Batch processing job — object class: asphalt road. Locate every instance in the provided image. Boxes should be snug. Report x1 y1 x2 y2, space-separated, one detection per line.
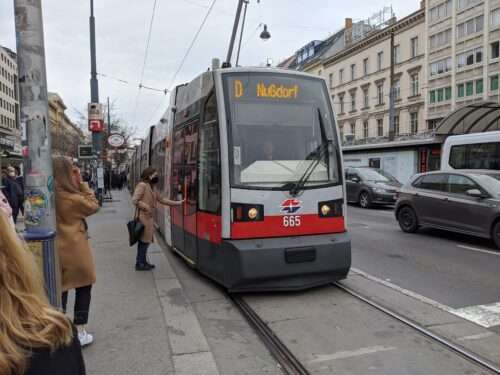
347 204 500 309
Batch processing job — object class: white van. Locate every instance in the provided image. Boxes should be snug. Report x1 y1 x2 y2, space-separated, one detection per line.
441 131 500 170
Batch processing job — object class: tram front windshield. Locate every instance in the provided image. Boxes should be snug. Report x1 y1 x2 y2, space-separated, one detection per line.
223 72 340 190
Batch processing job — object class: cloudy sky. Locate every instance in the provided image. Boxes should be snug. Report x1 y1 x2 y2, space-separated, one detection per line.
1 0 419 137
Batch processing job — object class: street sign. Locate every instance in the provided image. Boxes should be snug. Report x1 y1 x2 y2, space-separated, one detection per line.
89 119 104 132
108 133 125 148
78 145 94 159
88 103 104 133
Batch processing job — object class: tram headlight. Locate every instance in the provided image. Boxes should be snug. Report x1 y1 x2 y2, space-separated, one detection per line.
318 200 343 218
248 208 259 220
231 203 264 222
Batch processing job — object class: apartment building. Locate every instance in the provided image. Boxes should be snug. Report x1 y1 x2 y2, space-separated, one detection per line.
317 6 439 182
426 0 500 128
0 46 20 161
48 92 85 158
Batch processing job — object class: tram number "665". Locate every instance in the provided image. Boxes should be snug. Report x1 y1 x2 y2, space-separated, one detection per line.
282 215 301 227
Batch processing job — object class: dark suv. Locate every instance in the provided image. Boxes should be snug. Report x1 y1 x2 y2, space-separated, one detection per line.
345 167 402 208
395 170 500 248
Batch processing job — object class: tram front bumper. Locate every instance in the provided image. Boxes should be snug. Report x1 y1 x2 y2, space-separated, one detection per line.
222 232 351 292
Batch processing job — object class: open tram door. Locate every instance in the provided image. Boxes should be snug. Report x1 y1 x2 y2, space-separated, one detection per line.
171 122 199 265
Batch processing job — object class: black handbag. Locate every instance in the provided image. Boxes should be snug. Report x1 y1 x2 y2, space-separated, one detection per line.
127 208 144 246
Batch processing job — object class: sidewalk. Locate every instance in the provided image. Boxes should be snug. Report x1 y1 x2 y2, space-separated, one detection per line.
82 189 219 375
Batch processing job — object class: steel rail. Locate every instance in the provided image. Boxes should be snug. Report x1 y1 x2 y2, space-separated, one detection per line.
335 282 500 375
230 295 310 375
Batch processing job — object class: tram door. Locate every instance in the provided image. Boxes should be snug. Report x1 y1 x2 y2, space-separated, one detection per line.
171 123 199 263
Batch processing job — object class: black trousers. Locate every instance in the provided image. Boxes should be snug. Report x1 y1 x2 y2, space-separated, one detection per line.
62 285 92 325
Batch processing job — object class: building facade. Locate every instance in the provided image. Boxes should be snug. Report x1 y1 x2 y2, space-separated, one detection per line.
0 46 21 163
48 92 85 158
314 6 437 182
425 0 500 128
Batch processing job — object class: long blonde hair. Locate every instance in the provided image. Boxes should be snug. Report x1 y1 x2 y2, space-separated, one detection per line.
0 212 73 375
53 156 79 194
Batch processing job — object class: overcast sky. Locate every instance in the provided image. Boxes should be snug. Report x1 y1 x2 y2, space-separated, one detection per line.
1 0 420 137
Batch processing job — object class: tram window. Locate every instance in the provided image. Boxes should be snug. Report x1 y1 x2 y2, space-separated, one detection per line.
199 94 221 213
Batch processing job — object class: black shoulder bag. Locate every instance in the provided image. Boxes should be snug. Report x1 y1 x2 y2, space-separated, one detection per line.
127 208 144 246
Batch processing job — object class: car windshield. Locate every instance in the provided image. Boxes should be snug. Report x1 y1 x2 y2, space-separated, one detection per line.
358 168 398 183
223 72 341 190
474 173 500 196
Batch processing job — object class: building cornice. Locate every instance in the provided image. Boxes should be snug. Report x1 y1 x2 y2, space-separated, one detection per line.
323 8 425 68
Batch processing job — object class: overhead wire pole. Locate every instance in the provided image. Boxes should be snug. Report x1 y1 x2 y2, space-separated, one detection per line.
14 0 60 306
89 0 104 205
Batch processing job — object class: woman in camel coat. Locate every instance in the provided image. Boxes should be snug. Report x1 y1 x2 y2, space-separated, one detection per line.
132 167 182 271
53 156 100 347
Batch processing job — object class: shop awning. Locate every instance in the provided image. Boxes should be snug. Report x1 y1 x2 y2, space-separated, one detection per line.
434 101 500 135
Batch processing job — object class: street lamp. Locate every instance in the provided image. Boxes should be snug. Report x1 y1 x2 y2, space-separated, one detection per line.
224 0 271 68
260 24 271 41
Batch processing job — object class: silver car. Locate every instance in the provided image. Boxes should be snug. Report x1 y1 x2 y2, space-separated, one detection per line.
395 170 500 248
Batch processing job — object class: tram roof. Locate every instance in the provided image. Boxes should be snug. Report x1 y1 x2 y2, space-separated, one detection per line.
434 101 500 135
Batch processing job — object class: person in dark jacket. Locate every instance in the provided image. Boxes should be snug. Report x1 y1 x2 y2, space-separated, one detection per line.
14 166 24 216
1 167 23 223
0 210 86 375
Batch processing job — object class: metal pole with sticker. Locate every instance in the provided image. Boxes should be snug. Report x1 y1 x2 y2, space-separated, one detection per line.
14 0 61 307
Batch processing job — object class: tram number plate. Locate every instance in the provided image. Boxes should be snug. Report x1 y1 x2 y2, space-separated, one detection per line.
283 215 301 227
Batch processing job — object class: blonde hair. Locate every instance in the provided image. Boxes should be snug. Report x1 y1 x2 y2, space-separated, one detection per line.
53 156 79 194
0 212 73 375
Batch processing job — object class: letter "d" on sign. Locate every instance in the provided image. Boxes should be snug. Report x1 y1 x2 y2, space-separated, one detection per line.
234 80 243 98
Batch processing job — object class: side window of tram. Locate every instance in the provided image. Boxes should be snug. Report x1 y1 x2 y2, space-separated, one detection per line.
199 94 221 213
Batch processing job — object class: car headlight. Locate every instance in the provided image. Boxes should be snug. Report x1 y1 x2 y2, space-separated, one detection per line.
374 188 388 194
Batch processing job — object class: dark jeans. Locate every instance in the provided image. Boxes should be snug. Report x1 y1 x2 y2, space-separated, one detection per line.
12 208 19 224
136 240 150 264
62 285 92 325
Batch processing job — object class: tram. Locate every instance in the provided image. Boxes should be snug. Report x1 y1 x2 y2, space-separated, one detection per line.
132 66 351 291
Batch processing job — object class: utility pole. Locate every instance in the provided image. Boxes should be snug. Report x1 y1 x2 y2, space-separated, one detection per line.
89 0 103 204
388 31 396 141
14 0 60 306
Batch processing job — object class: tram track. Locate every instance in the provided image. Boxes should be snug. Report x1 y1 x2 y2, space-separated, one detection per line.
333 282 500 375
230 283 500 375
230 294 311 375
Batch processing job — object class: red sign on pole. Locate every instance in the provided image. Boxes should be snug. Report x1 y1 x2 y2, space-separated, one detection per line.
89 119 104 132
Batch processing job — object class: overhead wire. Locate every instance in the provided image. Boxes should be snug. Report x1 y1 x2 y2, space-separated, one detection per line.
131 0 160 126
97 72 168 93
147 0 218 125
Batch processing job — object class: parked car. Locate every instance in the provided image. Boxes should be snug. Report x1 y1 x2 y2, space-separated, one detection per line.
345 167 402 208
395 170 500 248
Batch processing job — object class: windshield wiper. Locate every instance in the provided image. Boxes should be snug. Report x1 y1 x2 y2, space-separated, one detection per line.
283 108 331 196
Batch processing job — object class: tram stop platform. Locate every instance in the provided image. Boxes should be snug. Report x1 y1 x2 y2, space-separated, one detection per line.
80 189 281 375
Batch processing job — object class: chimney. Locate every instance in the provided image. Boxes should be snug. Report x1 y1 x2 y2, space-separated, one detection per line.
345 18 353 29
345 18 353 46
420 0 425 9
